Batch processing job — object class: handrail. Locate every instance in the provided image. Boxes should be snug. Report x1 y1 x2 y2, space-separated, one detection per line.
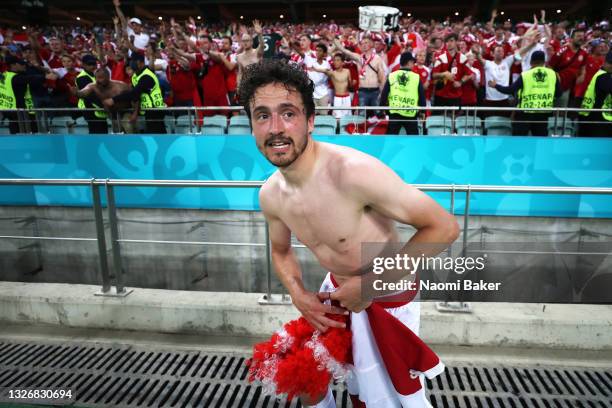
1 106 610 112
1 178 611 195
1 178 611 301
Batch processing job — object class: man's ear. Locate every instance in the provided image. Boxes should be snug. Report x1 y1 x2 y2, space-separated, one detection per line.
307 113 315 134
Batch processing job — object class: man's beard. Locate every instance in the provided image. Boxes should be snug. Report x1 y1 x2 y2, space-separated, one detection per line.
262 134 309 168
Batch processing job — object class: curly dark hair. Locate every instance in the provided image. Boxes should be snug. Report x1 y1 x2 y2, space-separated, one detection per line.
238 59 315 120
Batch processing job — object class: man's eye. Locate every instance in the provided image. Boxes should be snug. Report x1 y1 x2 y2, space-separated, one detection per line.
256 114 269 120
282 111 295 119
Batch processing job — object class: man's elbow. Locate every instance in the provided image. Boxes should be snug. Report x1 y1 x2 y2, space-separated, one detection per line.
442 216 461 244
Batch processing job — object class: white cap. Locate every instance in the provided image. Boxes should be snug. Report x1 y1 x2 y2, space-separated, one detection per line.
129 17 142 25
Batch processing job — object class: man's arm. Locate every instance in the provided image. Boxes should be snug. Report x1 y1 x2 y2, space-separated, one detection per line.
333 38 361 63
260 185 347 332
492 76 523 95
112 0 128 32
253 20 264 58
331 154 460 311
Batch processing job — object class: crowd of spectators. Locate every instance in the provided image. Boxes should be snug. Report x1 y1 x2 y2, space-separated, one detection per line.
0 1 610 134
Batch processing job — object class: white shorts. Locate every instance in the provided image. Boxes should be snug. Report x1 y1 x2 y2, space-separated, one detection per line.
320 273 432 408
333 94 352 119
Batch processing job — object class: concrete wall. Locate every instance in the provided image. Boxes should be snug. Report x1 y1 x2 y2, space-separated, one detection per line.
0 206 611 298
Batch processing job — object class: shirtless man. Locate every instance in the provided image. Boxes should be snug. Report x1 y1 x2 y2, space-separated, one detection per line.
240 60 459 407
311 53 352 119
71 68 134 132
236 20 264 88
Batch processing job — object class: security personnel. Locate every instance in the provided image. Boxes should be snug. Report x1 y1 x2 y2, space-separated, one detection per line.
76 54 107 134
380 52 425 135
0 55 45 133
104 53 166 133
491 51 561 136
578 50 612 137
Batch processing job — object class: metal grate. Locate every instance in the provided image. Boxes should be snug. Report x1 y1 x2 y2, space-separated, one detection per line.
0 340 610 407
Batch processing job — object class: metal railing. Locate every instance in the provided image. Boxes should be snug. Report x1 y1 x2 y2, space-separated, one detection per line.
1 106 609 136
1 178 612 304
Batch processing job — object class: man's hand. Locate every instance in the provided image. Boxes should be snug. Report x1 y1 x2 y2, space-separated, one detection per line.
112 0 120 7
292 290 348 332
253 20 262 35
488 79 497 88
330 276 371 313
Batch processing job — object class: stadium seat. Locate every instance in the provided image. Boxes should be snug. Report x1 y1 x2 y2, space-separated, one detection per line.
455 116 482 135
548 117 576 137
49 116 74 134
175 115 198 134
314 115 337 135
201 115 228 135
0 117 10 135
72 117 89 134
164 115 176 134
339 115 366 133
228 115 251 135
425 115 452 135
484 116 513 136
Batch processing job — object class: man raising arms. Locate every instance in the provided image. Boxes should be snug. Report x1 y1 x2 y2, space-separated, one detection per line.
240 60 459 407
236 20 264 88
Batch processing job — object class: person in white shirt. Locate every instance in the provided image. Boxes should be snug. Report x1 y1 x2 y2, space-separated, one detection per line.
113 0 149 52
304 43 332 114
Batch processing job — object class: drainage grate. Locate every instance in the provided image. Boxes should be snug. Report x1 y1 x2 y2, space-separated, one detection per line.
0 340 610 407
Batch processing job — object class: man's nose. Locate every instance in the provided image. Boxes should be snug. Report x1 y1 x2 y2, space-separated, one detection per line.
269 112 285 133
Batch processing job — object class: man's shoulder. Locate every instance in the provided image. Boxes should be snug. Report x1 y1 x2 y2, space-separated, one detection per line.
321 142 382 187
259 171 282 213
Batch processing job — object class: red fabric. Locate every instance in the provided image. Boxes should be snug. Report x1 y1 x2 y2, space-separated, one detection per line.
167 60 199 103
574 55 604 98
366 303 442 396
196 53 228 116
56 70 79 105
548 46 589 92
412 65 431 101
108 59 130 84
432 51 466 99
38 48 63 69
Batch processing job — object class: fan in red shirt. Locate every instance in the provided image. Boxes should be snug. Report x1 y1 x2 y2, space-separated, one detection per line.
412 49 432 103
485 26 513 59
55 55 80 106
37 37 66 69
431 33 467 106
107 48 131 85
166 56 199 106
573 40 607 104
548 29 588 99
194 36 229 117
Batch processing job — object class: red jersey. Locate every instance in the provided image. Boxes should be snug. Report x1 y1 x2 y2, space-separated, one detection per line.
412 64 431 100
574 55 604 98
38 48 63 69
432 51 467 99
548 45 588 92
167 60 199 103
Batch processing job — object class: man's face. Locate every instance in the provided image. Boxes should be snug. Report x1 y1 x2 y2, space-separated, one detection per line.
445 38 456 51
177 38 187 51
555 27 565 39
493 46 504 61
316 47 325 59
416 50 426 64
374 40 385 53
241 34 253 50
61 56 73 69
222 38 232 52
572 31 585 47
503 21 512 30
250 82 314 168
299 35 311 50
50 39 63 53
495 28 504 41
84 62 96 73
95 71 109 87
132 23 142 34
199 38 211 52
360 38 372 52
333 55 343 69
